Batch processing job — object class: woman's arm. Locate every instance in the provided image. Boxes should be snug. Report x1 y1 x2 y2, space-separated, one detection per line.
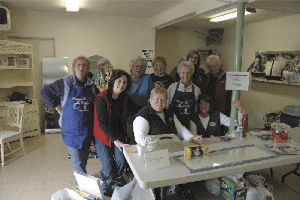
40 79 64 108
133 116 150 146
174 115 202 144
166 83 176 108
220 99 244 126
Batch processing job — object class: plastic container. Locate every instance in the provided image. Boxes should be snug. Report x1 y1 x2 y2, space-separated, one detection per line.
242 114 248 137
236 125 243 142
230 120 239 137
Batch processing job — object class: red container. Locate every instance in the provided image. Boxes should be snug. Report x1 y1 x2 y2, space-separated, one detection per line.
242 113 248 137
272 126 288 143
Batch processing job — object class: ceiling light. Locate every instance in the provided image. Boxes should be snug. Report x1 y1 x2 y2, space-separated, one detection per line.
65 0 80 12
209 9 252 22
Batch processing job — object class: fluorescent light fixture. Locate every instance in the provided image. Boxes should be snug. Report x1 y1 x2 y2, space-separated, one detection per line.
65 0 80 12
209 10 252 22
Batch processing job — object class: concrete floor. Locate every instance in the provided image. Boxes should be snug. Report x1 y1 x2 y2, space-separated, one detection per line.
0 134 299 200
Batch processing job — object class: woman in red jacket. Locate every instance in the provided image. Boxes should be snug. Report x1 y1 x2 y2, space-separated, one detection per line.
93 69 137 197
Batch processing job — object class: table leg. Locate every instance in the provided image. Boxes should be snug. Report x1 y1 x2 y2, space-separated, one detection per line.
154 187 167 200
270 167 273 176
281 163 300 183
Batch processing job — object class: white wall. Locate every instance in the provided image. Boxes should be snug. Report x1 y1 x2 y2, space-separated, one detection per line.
155 26 207 73
8 9 155 71
220 14 300 113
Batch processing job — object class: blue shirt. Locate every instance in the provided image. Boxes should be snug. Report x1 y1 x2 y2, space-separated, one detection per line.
128 74 153 107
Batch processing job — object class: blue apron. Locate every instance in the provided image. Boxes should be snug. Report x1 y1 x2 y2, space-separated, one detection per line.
170 82 195 129
62 85 94 149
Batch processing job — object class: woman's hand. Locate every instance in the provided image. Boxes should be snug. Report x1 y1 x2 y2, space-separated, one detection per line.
114 140 129 152
232 99 243 113
55 105 62 116
191 135 203 144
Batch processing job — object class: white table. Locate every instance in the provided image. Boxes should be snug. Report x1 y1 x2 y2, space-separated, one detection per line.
123 128 300 189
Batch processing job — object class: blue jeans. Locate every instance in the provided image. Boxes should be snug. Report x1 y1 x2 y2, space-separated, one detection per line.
66 145 90 174
94 138 126 181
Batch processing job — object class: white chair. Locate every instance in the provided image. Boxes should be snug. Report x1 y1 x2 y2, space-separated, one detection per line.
0 102 25 167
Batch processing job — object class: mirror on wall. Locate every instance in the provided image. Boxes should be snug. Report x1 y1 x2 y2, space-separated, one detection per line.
88 55 111 74
88 55 113 91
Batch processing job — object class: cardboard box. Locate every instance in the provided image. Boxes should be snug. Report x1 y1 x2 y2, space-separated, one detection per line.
51 188 86 200
51 171 104 200
220 176 247 200
73 171 104 199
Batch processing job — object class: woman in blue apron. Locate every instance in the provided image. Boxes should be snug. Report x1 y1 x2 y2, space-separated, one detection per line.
41 56 98 174
167 61 201 129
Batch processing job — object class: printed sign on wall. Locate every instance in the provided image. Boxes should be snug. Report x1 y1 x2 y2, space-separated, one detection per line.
226 72 250 91
142 49 154 68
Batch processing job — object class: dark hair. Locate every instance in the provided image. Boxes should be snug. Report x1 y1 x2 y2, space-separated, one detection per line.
197 95 214 113
186 49 201 68
108 69 131 96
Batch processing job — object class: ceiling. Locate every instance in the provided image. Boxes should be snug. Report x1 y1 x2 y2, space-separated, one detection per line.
1 0 300 28
0 0 184 18
171 0 300 29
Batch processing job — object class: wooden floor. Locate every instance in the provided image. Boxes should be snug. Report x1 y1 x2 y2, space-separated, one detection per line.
0 134 299 200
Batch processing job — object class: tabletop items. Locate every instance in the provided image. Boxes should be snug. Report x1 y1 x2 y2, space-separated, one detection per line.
175 145 278 173
265 143 299 155
184 144 209 160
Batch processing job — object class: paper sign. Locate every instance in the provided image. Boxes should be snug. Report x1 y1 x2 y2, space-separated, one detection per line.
226 72 250 91
141 49 154 68
144 149 169 171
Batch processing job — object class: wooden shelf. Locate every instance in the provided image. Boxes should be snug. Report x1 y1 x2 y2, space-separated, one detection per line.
251 77 300 86
0 40 40 138
0 82 34 88
256 50 300 56
0 67 32 70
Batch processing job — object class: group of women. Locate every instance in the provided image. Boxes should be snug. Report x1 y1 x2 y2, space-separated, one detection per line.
41 50 243 199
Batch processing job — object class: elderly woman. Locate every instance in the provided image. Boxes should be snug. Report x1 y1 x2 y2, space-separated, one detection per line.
127 56 154 107
150 56 173 89
167 61 201 129
134 87 202 147
41 56 98 174
205 55 232 116
133 87 202 199
190 95 243 138
187 49 206 93
93 69 138 197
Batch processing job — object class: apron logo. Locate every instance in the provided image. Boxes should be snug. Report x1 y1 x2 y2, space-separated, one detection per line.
175 100 192 115
72 97 90 112
209 122 216 127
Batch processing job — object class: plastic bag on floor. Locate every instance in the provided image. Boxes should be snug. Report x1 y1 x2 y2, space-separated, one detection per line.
246 185 274 200
205 178 220 196
111 177 155 200
245 174 274 200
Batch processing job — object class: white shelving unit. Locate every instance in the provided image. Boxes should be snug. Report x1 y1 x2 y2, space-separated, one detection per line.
0 40 40 137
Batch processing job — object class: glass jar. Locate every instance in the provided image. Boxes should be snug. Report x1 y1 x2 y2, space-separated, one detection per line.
146 137 158 152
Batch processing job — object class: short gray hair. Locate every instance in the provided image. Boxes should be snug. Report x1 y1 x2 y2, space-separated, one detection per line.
129 56 147 73
177 61 194 75
206 55 222 67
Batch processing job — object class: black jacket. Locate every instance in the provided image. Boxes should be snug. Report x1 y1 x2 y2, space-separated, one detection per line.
135 105 177 136
190 111 222 137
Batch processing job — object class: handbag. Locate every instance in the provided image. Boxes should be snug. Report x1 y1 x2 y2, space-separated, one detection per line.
265 56 290 80
8 92 32 104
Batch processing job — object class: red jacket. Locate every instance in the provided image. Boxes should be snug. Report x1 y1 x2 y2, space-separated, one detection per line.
93 89 128 147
